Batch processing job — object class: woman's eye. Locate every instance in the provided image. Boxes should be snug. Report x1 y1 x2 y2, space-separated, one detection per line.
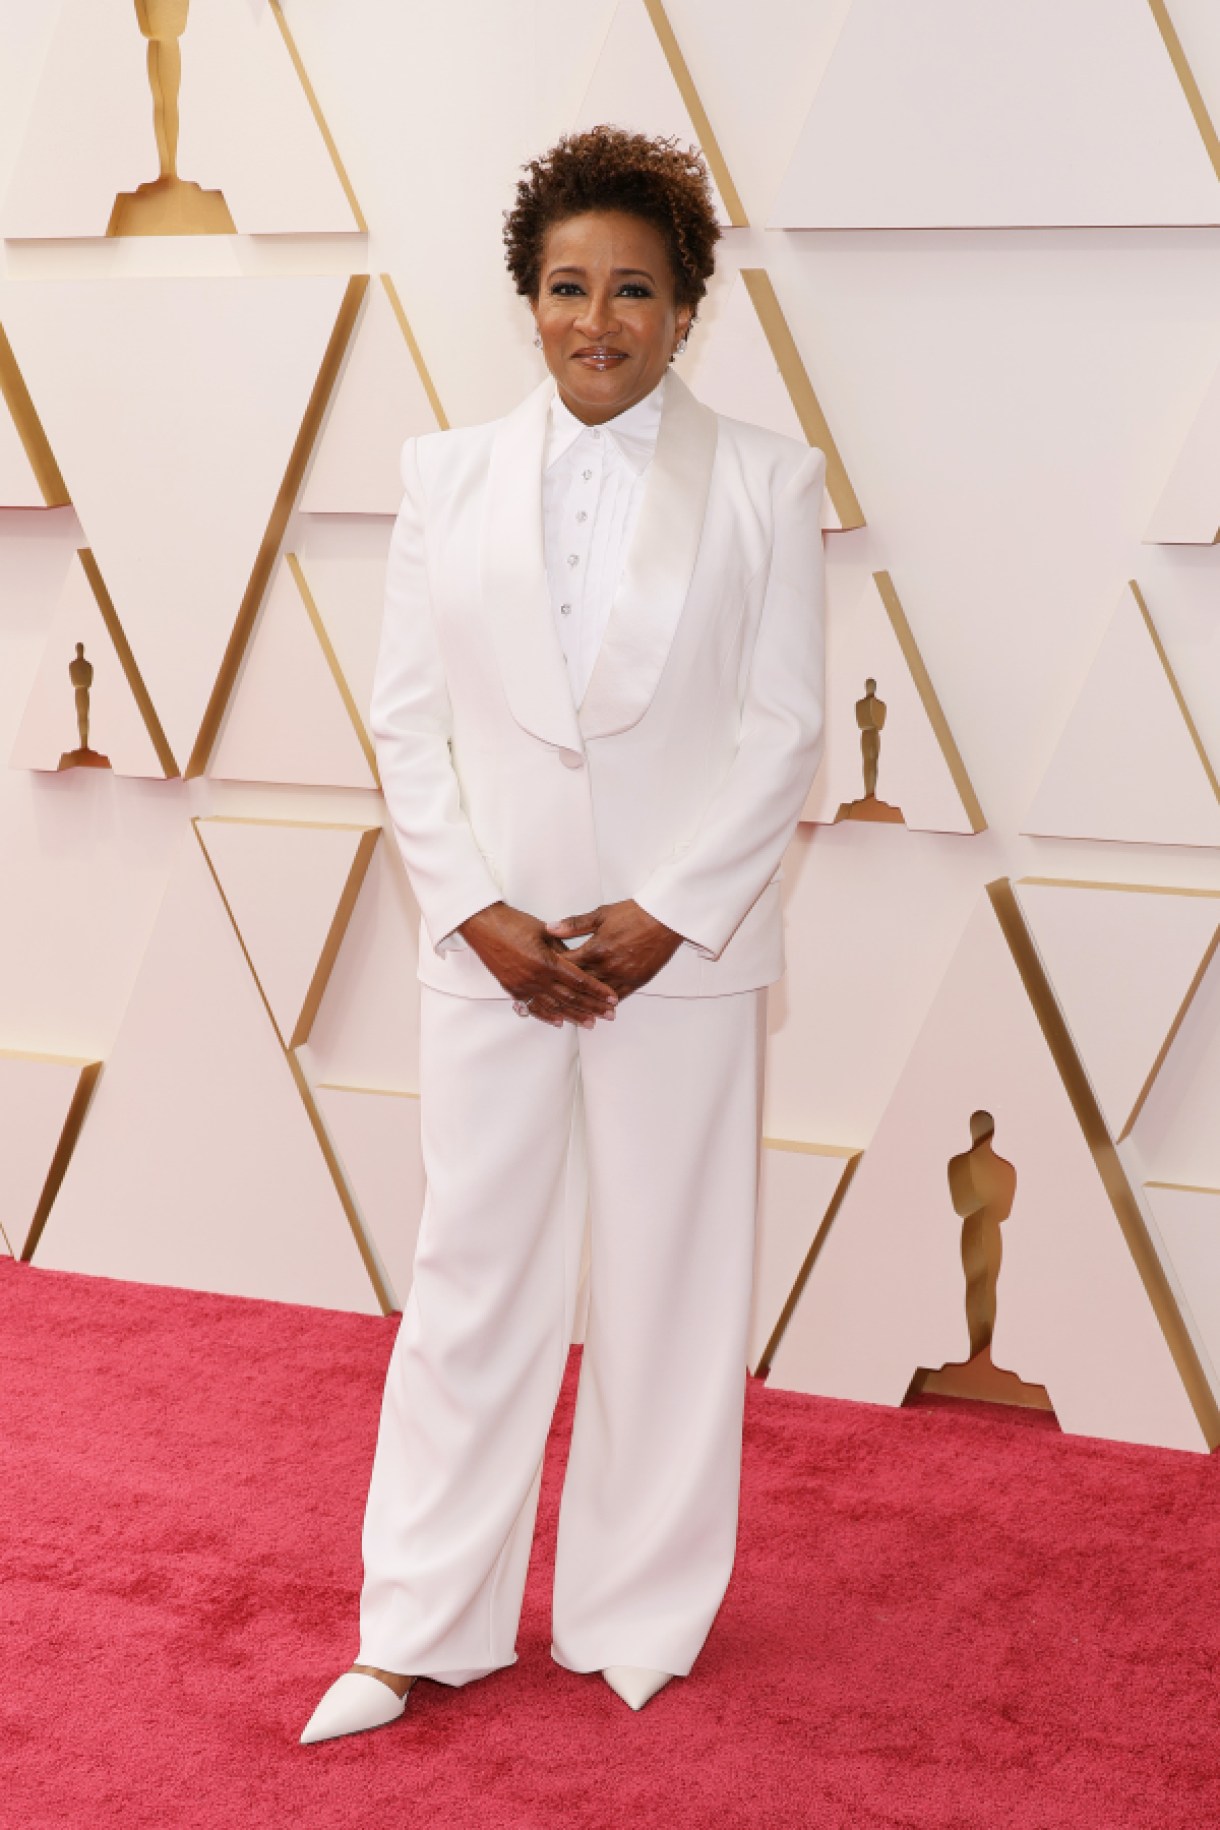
546 282 653 298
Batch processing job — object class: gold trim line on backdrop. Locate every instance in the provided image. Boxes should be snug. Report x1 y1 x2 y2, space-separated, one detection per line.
1131 579 1220 802
756 1142 862 1375
873 568 986 831
738 269 864 529
191 815 393 1314
285 553 381 788
1018 875 1220 1142
0 322 69 507
188 272 369 779
988 875 1220 1450
269 0 368 232
317 1082 420 1101
194 812 380 1049
641 0 747 227
14 1057 104 1263
1147 0 1220 183
380 273 448 430
76 549 180 777
1120 920 1220 1138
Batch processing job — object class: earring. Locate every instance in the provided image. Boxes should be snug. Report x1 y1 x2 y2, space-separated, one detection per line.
674 335 688 355
533 330 542 348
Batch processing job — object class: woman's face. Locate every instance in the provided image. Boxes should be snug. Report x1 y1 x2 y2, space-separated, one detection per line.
531 209 693 425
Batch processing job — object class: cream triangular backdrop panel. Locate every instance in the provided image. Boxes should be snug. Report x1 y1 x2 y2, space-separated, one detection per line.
302 279 444 515
33 826 384 1313
771 0 1220 228
314 1084 425 1313
1018 878 1220 1141
748 1140 859 1374
2 0 361 237
682 273 804 444
9 551 173 778
298 841 422 1101
574 0 746 226
802 571 984 834
0 1051 100 1261
680 270 863 533
0 323 69 508
767 885 1215 1452
1022 583 1220 847
289 541 391 746
1145 1183 1220 1392
209 558 377 790
1131 941 1220 1192
0 274 362 777
1146 356 1220 544
197 815 380 1051
0 392 43 507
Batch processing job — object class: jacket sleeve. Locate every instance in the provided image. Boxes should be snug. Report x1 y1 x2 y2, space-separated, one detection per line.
368 437 503 954
633 445 827 959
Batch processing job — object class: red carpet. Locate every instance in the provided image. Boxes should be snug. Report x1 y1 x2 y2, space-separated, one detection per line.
2 1256 1219 1830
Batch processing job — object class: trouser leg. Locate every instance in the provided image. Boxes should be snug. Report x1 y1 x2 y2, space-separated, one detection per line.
550 987 767 1676
356 987 587 1684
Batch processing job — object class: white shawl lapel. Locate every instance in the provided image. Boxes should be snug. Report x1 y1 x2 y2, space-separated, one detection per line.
481 374 584 765
481 367 718 763
578 369 718 740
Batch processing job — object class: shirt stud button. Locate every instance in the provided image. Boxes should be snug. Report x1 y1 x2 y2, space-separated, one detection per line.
576 510 588 522
582 469 592 481
591 428 602 439
560 603 572 615
567 553 579 566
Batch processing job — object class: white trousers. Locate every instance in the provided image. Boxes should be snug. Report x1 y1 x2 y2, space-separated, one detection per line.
356 981 767 1684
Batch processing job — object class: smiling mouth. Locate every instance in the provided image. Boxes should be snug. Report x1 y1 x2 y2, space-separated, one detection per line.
573 348 628 367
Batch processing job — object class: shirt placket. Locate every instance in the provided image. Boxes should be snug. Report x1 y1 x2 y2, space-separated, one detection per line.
558 424 605 692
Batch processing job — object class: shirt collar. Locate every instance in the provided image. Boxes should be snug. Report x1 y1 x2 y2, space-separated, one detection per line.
544 371 666 478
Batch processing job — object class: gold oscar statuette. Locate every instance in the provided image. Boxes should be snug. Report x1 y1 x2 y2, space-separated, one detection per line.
907 1111 1053 1412
59 642 111 771
108 0 236 237
834 677 904 825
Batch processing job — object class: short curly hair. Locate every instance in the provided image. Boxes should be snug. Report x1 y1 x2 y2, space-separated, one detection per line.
503 125 720 316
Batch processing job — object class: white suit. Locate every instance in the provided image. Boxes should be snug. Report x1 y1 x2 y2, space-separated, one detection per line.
357 367 826 1684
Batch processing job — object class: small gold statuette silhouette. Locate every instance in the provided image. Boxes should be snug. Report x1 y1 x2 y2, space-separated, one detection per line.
59 642 111 771
906 1110 1053 1412
108 0 236 237
834 677 904 824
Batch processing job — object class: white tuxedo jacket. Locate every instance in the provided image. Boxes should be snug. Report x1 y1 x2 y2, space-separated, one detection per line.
369 367 827 998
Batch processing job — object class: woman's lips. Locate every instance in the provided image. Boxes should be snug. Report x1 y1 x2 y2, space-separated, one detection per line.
573 349 628 370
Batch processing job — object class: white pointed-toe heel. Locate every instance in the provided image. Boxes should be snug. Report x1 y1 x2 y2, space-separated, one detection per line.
299 1670 414 1745
602 1666 673 1711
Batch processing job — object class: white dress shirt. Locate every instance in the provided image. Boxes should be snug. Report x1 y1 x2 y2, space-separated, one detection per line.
542 371 666 704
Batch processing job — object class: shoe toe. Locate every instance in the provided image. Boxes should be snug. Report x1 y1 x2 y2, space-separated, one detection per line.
602 1666 673 1711
299 1671 409 1745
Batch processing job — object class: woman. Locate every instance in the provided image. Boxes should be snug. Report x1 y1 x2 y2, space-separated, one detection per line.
300 125 826 1744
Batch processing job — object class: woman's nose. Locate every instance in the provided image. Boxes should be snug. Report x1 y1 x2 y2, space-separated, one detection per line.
574 292 620 337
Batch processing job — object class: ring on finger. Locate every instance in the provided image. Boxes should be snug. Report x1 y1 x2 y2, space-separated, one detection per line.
512 998 532 1018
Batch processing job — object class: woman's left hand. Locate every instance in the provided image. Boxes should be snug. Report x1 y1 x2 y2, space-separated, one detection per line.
544 899 682 998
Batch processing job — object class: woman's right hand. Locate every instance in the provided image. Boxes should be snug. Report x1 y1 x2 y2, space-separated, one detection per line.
458 902 618 1028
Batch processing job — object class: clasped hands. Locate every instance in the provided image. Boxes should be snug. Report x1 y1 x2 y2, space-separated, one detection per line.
458 898 683 1027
